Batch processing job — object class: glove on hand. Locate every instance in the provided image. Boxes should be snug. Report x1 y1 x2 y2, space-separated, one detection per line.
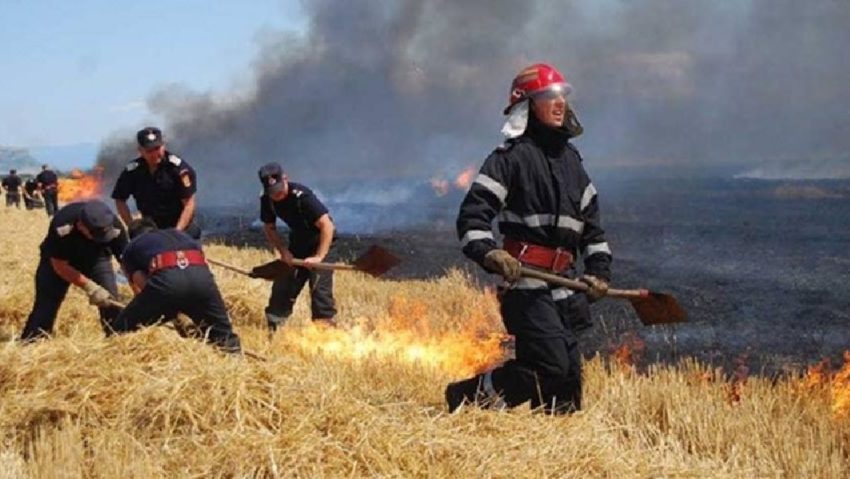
82 281 113 307
483 249 522 282
580 274 609 301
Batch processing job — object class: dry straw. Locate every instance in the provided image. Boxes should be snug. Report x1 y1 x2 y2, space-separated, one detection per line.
0 206 848 478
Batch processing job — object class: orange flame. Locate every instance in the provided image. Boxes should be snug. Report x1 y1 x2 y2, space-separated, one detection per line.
612 332 645 369
429 165 477 197
797 352 850 420
58 167 104 203
454 165 476 190
832 351 850 419
802 358 831 390
282 294 508 377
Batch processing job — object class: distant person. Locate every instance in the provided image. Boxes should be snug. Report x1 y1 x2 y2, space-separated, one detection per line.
110 218 241 353
2 169 22 208
448 63 612 415
111 127 201 238
23 177 43 210
36 164 59 216
20 200 128 341
257 162 337 332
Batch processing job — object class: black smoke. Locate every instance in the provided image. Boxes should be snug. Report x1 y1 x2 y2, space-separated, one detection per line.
97 0 850 208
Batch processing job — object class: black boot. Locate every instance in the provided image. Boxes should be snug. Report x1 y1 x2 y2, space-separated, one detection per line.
445 376 484 413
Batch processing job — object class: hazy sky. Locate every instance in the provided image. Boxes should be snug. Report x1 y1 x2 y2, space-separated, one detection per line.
0 0 305 147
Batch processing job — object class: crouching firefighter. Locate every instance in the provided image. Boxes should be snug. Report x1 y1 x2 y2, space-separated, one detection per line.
110 218 241 353
447 63 612 415
20 200 128 341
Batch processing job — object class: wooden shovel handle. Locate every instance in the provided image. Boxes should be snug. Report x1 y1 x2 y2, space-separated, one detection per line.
289 259 356 271
207 258 253 277
519 267 648 299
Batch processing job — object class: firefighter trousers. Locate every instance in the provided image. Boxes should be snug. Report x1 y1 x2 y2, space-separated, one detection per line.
21 256 121 341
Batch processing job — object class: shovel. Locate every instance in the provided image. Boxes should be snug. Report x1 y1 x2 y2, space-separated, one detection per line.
208 245 400 281
520 267 687 326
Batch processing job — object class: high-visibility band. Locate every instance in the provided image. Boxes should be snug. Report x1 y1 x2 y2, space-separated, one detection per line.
498 211 584 234
551 287 575 301
473 174 508 204
580 183 597 211
511 277 549 289
583 242 611 257
460 230 494 247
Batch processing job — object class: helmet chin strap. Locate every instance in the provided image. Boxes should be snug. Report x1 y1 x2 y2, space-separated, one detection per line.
501 100 529 139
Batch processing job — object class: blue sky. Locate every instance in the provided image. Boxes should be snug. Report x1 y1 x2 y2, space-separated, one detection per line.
0 0 305 149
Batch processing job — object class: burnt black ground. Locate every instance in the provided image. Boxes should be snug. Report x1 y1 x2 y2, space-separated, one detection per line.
200 177 850 375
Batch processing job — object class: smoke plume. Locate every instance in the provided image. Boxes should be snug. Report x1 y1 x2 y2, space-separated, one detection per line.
97 0 850 212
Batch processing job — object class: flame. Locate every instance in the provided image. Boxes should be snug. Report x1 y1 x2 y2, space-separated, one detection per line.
832 351 850 419
429 165 477 197
797 351 850 420
58 167 104 203
282 294 508 377
612 332 645 369
454 166 475 190
802 358 831 390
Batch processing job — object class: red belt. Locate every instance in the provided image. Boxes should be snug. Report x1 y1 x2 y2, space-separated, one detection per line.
503 239 573 273
149 250 206 274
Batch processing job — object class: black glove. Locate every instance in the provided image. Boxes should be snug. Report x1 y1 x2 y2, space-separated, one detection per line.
483 249 522 282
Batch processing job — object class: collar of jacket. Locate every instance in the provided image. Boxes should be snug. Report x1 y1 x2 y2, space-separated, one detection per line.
523 111 572 156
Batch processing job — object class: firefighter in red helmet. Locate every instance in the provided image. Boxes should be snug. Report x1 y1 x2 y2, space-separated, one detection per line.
448 63 611 414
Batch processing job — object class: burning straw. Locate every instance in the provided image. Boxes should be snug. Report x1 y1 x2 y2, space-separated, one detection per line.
1 207 849 477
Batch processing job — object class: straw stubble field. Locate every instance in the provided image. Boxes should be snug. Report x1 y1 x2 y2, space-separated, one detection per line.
0 206 848 478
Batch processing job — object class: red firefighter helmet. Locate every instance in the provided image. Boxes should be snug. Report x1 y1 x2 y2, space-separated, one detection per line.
504 63 572 114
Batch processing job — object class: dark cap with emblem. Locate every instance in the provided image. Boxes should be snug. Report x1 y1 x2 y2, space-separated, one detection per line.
80 200 120 243
258 162 285 195
136 127 164 150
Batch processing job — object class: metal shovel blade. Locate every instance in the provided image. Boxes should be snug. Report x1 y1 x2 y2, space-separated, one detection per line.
627 292 688 326
351 245 401 277
249 260 293 280
248 245 400 280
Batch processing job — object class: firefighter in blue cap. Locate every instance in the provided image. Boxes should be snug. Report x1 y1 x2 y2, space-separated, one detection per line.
109 218 241 353
20 200 128 341
257 162 337 332
111 127 201 238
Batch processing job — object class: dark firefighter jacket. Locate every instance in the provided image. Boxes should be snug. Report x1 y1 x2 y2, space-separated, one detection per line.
456 113 612 292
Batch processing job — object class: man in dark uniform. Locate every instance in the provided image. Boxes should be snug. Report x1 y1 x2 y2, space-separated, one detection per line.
23 177 43 210
20 200 128 341
258 162 337 332
111 127 201 239
2 169 22 208
36 164 60 216
447 63 612 415
110 218 241 353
